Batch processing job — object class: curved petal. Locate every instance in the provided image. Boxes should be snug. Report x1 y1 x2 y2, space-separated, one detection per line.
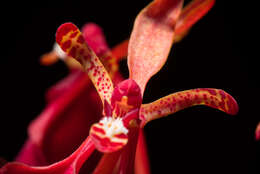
128 0 183 95
0 137 95 174
135 129 150 174
140 88 238 126
175 0 215 35
15 140 47 166
56 23 114 105
28 70 102 163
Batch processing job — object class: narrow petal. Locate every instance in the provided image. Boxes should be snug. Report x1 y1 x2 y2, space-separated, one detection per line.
256 122 260 140
0 137 95 174
128 0 183 95
56 23 114 104
175 0 215 35
135 129 151 174
140 88 238 126
111 39 129 61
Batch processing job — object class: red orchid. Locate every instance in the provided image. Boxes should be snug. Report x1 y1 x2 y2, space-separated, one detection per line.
256 122 260 140
0 0 238 174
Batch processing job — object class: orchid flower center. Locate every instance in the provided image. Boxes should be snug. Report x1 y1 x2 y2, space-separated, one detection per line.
99 117 128 138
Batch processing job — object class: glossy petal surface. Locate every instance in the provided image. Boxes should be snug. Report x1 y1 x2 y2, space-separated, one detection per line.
56 23 114 104
0 137 95 174
128 0 183 94
140 88 238 125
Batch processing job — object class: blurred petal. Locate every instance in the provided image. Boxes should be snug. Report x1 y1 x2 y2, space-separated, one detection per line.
82 23 109 57
128 0 183 94
28 70 102 163
135 129 150 174
140 88 238 125
256 122 260 140
0 137 95 174
111 39 129 61
92 151 121 174
45 69 89 103
40 51 59 66
175 0 215 35
56 23 114 105
15 140 47 166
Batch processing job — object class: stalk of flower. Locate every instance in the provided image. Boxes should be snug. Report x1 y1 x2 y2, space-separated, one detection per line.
1 0 235 174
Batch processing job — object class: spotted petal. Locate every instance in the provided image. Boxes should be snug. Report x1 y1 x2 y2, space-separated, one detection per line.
56 23 114 104
140 88 238 126
128 0 183 95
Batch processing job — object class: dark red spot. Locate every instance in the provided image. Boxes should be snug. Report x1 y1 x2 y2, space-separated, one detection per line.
61 40 71 50
77 35 85 44
69 46 76 58
70 31 78 38
115 133 127 139
207 88 217 95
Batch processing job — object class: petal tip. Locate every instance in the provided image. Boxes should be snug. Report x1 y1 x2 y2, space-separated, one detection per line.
56 22 78 45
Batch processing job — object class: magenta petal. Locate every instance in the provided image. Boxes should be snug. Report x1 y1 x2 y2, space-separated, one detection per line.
81 23 109 57
27 70 102 163
0 137 95 174
15 140 47 166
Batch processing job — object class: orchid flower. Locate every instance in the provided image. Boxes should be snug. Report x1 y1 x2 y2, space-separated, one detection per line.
0 0 238 174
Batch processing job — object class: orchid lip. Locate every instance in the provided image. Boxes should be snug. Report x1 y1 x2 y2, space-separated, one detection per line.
100 117 129 138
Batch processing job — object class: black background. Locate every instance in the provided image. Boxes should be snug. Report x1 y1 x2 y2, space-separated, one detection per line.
0 0 259 173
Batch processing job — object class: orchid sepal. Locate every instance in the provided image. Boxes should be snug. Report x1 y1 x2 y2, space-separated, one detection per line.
56 22 114 105
128 0 184 95
140 88 238 126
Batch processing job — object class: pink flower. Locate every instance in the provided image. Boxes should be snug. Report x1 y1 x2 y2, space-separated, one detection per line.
0 0 238 174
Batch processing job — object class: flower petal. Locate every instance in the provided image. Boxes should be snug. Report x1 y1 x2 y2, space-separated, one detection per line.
256 122 260 140
0 137 95 174
111 39 129 61
56 22 114 104
89 118 128 153
128 0 183 95
134 129 151 174
140 88 238 126
175 0 215 36
28 70 102 163
15 140 47 166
